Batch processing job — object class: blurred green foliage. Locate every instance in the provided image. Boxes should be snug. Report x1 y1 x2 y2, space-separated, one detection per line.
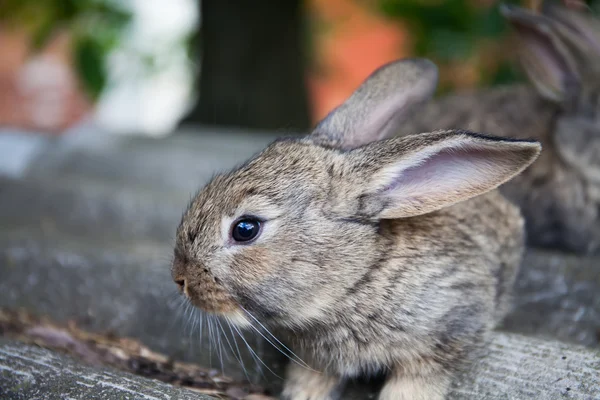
376 0 525 93
0 0 131 100
376 0 600 93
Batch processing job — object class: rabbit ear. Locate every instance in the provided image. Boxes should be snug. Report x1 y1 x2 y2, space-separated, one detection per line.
346 130 541 219
310 58 438 150
501 4 580 103
541 2 600 81
541 1 600 53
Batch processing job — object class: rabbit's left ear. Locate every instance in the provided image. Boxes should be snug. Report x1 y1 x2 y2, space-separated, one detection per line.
344 130 541 219
311 58 438 150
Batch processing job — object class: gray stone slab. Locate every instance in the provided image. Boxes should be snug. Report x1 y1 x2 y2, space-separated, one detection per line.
449 332 600 400
0 131 50 179
1 334 598 400
0 127 281 245
0 175 185 244
22 126 280 193
0 339 215 400
338 332 600 400
504 250 600 347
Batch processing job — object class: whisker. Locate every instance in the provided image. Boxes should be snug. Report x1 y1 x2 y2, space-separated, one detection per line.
183 300 196 355
182 300 193 336
191 306 201 342
214 316 226 375
243 320 316 372
217 320 232 362
167 289 182 304
226 318 264 382
231 321 282 379
207 314 215 367
216 318 250 382
240 307 315 371
254 331 266 383
199 312 205 350
165 294 186 333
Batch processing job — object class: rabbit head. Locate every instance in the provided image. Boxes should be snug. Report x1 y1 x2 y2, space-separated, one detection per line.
502 2 600 184
172 58 540 332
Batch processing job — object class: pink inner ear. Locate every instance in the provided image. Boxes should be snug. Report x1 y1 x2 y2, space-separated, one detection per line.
527 37 567 87
383 146 506 203
518 27 572 98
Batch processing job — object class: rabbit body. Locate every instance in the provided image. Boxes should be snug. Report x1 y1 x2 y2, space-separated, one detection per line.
173 59 540 399
279 188 525 399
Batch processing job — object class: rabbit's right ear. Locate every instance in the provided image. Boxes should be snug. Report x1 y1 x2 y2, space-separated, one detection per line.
310 58 438 150
501 4 580 103
338 130 541 219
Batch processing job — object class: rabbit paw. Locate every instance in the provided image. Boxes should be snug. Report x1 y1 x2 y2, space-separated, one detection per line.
281 364 341 400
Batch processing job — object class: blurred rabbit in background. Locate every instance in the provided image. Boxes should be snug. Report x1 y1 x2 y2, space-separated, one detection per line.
401 1 600 254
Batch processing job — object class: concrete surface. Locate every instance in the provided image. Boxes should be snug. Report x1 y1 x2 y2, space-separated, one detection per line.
0 175 184 244
22 125 281 193
505 250 600 347
0 339 214 400
1 334 599 400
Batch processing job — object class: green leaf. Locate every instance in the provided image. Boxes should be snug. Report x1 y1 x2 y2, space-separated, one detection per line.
74 37 107 100
379 0 475 32
30 18 59 50
428 29 475 61
489 61 524 86
474 7 506 37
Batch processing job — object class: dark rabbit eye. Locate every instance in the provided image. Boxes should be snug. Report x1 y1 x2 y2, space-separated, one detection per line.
231 218 261 242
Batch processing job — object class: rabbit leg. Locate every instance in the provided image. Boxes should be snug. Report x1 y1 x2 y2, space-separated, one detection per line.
281 363 343 400
378 368 451 400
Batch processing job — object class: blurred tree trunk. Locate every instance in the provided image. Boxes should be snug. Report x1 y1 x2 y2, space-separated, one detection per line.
183 0 311 132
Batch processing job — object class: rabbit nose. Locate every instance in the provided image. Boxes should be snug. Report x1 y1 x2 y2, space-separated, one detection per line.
174 277 187 293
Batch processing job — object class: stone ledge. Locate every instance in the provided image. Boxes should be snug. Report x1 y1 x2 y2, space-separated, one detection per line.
449 332 600 400
0 339 215 400
343 332 600 399
1 334 598 400
0 176 185 243
20 127 280 193
504 250 600 348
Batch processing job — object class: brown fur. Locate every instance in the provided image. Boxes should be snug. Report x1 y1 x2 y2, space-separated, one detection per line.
401 3 600 254
172 59 540 399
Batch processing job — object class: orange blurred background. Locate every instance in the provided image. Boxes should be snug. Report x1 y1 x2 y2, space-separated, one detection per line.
306 0 408 123
0 0 410 134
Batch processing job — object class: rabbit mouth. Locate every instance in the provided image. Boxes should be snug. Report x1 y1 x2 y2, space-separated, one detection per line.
183 287 252 328
172 254 242 315
183 281 241 315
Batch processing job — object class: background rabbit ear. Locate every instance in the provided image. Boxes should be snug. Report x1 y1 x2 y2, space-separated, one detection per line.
501 4 580 103
310 58 438 150
350 130 541 219
541 0 600 53
541 2 600 81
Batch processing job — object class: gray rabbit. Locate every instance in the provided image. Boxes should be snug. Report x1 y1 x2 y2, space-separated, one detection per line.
401 3 600 254
172 58 540 399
